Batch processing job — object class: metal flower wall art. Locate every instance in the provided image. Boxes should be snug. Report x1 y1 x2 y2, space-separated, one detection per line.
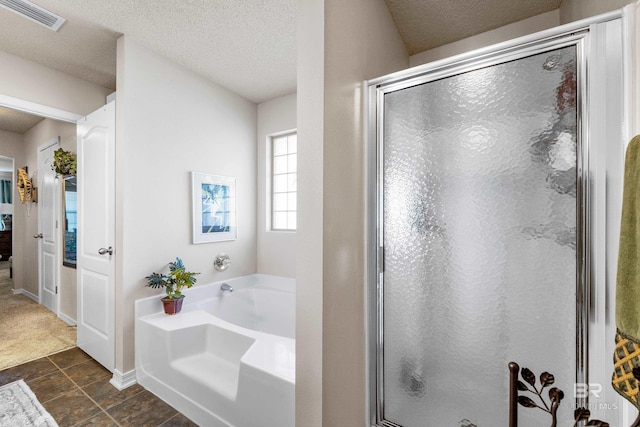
510 362 609 427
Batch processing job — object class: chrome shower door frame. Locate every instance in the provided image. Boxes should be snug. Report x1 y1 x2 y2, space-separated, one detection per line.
366 9 630 427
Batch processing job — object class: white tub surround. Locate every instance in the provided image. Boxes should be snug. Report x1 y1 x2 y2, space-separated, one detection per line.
135 274 295 427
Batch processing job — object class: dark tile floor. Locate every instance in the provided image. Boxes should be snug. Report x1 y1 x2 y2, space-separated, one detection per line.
0 347 198 426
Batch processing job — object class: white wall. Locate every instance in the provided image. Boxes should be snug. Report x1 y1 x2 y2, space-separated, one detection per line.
257 93 296 278
296 0 325 424
297 0 409 425
0 51 110 116
0 130 24 291
116 36 257 374
323 1 408 423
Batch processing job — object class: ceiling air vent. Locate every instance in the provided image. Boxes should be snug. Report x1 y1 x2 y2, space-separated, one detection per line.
0 0 65 31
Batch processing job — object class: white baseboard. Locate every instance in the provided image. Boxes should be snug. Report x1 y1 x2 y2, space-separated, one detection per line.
12 288 38 302
110 369 137 390
57 312 76 326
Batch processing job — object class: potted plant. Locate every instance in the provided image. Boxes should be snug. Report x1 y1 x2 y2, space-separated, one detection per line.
52 148 77 176
145 257 199 315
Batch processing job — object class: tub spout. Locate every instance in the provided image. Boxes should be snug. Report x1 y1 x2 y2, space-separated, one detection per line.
220 283 233 292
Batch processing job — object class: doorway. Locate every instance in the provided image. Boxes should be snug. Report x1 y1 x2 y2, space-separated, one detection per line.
0 98 81 369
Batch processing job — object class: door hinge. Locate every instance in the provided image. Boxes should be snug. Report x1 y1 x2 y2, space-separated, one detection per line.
55 286 58 294
377 246 384 274
56 220 58 229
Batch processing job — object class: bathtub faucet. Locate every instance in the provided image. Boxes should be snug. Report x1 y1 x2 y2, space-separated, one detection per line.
220 283 233 292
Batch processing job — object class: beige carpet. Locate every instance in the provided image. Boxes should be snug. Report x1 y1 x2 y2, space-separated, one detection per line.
0 263 76 370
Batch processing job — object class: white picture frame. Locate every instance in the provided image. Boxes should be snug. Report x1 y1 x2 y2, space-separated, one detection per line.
192 172 237 243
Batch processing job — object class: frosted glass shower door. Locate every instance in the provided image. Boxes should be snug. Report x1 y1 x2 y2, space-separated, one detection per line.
379 45 580 427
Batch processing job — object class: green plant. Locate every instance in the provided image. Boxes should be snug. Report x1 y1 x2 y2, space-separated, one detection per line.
52 148 77 176
145 257 199 300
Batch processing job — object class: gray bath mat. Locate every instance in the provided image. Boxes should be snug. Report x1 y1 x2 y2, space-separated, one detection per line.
0 379 58 426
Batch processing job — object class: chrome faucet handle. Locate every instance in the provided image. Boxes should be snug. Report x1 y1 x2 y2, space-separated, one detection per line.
214 253 231 272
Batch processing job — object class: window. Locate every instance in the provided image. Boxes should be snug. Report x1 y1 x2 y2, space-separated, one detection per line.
271 132 297 231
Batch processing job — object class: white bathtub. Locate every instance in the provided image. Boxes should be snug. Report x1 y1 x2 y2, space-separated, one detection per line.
135 274 295 427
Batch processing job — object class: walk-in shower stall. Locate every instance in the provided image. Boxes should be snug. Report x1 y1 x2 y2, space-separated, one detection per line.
367 10 630 427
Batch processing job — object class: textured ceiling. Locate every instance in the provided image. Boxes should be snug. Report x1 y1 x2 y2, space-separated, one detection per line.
0 0 296 104
0 4 119 90
0 0 563 110
0 107 44 135
384 0 563 55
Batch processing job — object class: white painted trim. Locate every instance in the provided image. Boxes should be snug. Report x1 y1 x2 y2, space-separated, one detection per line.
110 369 137 390
37 138 61 318
622 4 635 140
57 312 76 326
584 16 629 425
0 94 82 123
619 4 638 424
12 288 38 302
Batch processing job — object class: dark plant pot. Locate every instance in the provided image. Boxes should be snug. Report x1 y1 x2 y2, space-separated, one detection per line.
161 296 185 315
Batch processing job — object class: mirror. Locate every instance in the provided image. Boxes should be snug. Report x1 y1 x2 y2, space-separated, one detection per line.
0 167 13 264
63 175 77 268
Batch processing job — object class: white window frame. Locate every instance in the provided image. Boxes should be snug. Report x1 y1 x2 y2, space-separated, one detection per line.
269 130 297 231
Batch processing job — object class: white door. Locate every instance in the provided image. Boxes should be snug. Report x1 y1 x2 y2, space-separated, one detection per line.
37 139 60 314
77 101 115 371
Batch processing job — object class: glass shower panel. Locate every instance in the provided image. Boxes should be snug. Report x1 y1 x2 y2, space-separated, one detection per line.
382 46 577 427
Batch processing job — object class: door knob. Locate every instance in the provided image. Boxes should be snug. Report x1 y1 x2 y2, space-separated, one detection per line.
98 247 113 256
33 233 43 239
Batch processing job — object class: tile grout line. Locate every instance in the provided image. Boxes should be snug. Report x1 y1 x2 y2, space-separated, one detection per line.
0 360 59 386
160 412 189 426
48 356 124 427
1 347 73 372
8 351 186 426
74 378 147 427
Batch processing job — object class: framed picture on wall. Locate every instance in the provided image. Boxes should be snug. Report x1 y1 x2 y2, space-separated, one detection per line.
191 172 237 244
